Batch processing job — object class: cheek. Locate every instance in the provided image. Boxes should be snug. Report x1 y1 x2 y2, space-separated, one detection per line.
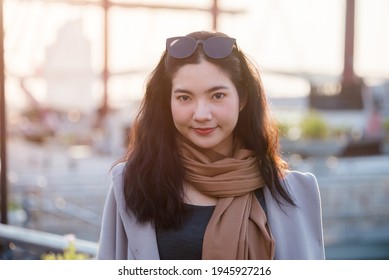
221 99 240 121
171 102 190 126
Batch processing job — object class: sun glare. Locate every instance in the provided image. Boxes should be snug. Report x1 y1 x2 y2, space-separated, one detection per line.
3 0 389 110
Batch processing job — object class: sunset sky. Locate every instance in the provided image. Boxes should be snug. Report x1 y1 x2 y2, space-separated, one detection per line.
3 0 389 109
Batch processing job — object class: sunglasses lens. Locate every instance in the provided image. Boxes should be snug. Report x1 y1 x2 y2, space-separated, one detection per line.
203 37 236 59
166 36 236 59
167 37 197 59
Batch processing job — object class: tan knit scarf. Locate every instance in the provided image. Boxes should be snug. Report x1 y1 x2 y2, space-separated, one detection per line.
180 139 275 260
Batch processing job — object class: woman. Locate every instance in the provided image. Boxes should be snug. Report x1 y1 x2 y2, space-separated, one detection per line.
97 31 325 260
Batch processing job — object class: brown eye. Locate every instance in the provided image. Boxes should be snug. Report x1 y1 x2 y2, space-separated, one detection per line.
212 92 225 100
178 95 190 101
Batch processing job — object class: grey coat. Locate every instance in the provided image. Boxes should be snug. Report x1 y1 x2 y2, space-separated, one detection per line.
97 163 325 260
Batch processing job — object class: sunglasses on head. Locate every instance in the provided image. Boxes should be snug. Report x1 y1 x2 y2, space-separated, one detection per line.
166 36 237 59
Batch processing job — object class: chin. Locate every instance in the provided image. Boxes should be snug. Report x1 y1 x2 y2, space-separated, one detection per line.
190 140 220 151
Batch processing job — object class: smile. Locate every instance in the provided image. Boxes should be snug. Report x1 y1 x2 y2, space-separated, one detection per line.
193 127 216 135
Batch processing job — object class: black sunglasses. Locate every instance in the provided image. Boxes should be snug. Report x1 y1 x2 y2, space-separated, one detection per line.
166 36 237 59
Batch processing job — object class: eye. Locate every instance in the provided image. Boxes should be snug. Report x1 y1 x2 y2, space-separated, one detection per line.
177 95 191 102
212 92 225 100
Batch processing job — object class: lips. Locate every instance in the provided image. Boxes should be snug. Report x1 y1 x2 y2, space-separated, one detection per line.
193 127 216 135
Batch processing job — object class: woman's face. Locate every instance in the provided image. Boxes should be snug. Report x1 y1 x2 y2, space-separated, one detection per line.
171 59 242 156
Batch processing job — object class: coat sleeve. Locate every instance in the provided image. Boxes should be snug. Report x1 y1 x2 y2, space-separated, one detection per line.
96 174 135 260
97 162 160 260
264 171 325 260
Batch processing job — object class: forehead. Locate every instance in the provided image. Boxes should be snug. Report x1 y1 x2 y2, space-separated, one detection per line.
171 63 239 98
172 60 232 86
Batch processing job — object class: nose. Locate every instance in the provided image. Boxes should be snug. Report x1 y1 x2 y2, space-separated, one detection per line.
193 101 212 121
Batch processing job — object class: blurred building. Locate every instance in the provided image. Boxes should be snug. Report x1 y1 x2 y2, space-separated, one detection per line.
44 19 95 113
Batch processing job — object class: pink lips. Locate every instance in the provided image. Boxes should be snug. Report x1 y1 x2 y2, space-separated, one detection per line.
193 127 216 135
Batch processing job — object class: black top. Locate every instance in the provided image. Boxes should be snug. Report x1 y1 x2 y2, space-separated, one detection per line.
156 188 267 260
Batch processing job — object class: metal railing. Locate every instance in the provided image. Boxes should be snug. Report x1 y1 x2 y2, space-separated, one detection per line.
0 223 98 259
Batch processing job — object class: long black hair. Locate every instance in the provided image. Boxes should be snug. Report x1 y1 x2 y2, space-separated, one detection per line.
122 31 294 230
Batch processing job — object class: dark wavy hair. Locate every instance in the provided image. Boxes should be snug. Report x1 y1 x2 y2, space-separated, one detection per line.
122 31 294 229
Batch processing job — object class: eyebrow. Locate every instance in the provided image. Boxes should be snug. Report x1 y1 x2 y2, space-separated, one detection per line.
173 85 230 94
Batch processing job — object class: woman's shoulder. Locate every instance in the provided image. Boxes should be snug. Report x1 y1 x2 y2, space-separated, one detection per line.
110 161 126 183
283 170 320 202
266 170 325 259
284 170 318 186
107 162 126 202
111 161 126 176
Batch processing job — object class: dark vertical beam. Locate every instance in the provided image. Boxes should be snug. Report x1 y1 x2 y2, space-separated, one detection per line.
0 0 8 224
101 0 109 117
342 0 355 86
211 0 219 30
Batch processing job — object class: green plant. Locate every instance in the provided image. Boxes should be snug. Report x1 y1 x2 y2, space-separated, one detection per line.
277 121 291 138
8 201 22 211
41 235 90 260
299 111 328 139
383 116 389 140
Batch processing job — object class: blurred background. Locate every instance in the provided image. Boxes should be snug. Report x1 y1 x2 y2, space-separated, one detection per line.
0 0 389 260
